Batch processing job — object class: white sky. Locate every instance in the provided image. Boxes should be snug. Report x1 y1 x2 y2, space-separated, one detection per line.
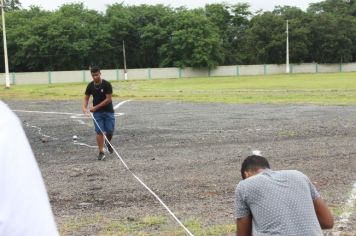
19 0 322 13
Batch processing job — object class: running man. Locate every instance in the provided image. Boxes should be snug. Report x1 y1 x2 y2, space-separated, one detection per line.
82 66 115 160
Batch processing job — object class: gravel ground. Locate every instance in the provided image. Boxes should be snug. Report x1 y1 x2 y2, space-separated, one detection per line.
5 100 356 235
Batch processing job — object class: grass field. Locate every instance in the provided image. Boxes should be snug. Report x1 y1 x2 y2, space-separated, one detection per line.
59 215 235 235
1 72 356 104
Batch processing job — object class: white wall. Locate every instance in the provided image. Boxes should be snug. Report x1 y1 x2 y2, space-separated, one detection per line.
318 64 341 73
209 65 237 77
291 63 317 74
239 65 265 75
341 63 356 72
3 62 356 85
266 64 285 75
51 71 85 83
127 68 149 80
101 69 121 81
150 67 178 79
181 68 209 78
13 72 48 85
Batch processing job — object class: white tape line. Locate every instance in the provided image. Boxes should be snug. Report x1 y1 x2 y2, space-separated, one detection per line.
14 109 83 116
71 113 124 119
14 109 124 118
73 141 97 148
14 108 122 129
90 113 194 236
334 182 356 233
114 100 132 110
24 122 58 140
75 120 86 125
70 115 92 119
17 111 99 147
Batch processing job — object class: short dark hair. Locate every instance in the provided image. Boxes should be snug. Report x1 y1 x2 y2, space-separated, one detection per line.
90 65 100 73
241 155 270 179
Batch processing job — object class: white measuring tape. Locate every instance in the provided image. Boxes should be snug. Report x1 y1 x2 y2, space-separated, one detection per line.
90 112 194 236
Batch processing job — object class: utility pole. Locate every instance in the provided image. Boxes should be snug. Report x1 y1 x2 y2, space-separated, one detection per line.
286 20 290 74
123 40 128 81
1 0 10 88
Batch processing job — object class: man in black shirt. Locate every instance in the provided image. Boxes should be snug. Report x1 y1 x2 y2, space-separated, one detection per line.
82 66 115 160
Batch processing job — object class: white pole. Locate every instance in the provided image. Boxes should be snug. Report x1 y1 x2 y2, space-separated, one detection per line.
1 0 10 88
286 20 290 74
123 40 128 80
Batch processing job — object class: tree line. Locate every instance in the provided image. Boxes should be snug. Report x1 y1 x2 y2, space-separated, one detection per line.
1 0 356 72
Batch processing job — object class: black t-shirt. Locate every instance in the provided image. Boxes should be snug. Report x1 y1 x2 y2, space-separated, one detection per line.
85 79 114 113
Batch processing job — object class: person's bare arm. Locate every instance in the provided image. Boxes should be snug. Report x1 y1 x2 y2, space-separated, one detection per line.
313 197 334 229
82 95 90 113
236 215 252 236
90 94 112 112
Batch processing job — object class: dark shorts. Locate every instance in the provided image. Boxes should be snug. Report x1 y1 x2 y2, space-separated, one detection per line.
93 112 115 135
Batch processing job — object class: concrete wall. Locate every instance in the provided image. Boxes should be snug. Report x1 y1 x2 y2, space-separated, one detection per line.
150 67 179 80
51 71 87 84
318 64 341 73
209 65 238 77
342 63 356 72
2 62 356 85
101 69 120 82
181 68 209 78
12 72 48 85
266 64 285 75
291 63 317 74
239 65 265 76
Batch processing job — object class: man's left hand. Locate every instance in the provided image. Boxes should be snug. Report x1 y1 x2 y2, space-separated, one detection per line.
90 106 96 112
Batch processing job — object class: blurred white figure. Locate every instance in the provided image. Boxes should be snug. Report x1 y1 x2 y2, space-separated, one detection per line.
0 101 59 236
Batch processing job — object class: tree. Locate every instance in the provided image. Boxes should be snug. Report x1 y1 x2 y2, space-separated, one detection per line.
307 0 356 62
159 9 223 68
3 0 21 10
4 3 111 71
106 3 135 68
5 7 52 71
244 12 286 64
308 0 350 15
48 3 111 70
273 6 313 63
205 3 251 65
309 13 354 63
125 4 173 68
3 0 356 72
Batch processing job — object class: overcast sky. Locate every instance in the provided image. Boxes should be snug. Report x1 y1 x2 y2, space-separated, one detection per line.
19 0 322 13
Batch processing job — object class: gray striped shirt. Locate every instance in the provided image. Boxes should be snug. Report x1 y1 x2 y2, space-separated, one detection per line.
235 169 323 236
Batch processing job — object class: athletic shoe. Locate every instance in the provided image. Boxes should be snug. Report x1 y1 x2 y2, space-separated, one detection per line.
105 141 114 154
97 152 106 161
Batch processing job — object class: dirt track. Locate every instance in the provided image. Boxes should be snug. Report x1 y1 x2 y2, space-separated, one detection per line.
5 100 356 235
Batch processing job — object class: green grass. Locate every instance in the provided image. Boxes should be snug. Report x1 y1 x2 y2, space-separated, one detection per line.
330 206 344 217
2 72 356 104
59 215 235 236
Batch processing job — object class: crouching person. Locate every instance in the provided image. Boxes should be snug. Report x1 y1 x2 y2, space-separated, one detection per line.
235 155 333 236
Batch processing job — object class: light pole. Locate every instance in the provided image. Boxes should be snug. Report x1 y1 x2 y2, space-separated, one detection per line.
286 20 290 74
122 40 128 81
1 0 10 88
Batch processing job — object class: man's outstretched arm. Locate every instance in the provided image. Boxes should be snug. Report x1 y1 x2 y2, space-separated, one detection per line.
236 215 252 236
313 197 334 229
